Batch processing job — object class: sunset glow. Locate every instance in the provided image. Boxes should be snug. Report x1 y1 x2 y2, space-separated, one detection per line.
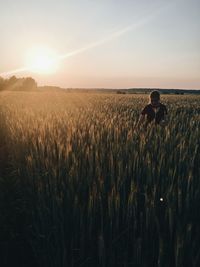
0 0 200 89
26 46 58 74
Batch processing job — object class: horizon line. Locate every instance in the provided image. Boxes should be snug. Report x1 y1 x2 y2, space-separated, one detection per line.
38 86 200 91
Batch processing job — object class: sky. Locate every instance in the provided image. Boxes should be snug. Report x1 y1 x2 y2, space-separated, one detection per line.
0 0 200 89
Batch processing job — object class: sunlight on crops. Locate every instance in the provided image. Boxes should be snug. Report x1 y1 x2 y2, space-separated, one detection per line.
0 91 200 267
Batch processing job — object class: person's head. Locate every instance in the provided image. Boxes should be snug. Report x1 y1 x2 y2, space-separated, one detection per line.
149 90 160 106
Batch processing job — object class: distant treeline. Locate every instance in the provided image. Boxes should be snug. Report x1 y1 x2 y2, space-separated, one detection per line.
61 88 200 95
0 76 37 91
117 88 200 95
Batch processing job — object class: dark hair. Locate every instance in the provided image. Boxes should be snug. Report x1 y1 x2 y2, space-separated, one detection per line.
150 90 160 99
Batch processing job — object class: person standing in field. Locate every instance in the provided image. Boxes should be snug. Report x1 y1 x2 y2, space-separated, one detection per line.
135 90 168 130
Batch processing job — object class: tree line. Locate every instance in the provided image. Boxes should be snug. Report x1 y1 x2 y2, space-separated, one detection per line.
0 76 37 91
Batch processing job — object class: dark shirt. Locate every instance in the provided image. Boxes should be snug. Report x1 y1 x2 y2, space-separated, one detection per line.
141 103 167 124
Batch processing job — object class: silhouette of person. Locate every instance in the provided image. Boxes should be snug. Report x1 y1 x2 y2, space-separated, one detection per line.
135 90 168 131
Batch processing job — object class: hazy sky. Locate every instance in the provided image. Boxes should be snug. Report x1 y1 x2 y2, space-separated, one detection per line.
0 0 200 89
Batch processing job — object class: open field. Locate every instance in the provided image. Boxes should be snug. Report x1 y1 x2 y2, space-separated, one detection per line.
0 91 200 267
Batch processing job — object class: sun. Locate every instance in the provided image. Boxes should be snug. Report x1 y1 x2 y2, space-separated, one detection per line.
26 46 59 74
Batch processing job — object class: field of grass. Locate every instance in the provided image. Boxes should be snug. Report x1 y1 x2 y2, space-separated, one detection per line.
0 91 200 267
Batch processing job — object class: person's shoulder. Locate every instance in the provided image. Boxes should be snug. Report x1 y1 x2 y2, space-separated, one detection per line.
143 104 152 110
160 103 168 112
160 103 167 108
141 104 151 114
144 104 152 109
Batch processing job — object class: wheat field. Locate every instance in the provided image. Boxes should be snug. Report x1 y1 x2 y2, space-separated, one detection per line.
0 91 200 267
